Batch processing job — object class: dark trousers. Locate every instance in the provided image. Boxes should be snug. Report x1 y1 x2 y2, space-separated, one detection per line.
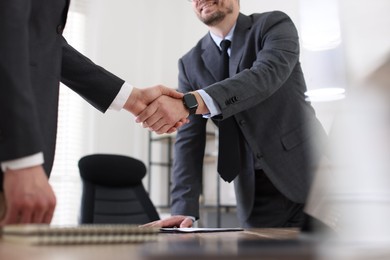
245 170 305 228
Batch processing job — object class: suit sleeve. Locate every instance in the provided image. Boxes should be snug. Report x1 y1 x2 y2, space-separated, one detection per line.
61 38 125 113
0 1 44 162
205 11 301 119
170 59 208 219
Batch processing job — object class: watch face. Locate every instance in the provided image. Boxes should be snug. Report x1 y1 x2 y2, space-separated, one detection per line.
184 94 198 108
183 93 198 114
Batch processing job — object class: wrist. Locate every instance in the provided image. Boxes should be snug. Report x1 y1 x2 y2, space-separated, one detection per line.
191 91 209 114
123 87 143 115
182 93 198 115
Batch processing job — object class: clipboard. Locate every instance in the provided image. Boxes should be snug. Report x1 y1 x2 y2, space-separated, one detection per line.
160 227 244 233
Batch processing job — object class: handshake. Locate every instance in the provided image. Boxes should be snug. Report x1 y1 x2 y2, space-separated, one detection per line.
124 85 195 134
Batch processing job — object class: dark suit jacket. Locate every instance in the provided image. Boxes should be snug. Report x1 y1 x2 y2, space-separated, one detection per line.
171 11 328 226
0 0 124 187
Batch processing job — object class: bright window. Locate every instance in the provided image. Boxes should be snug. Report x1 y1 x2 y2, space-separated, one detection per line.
50 1 90 226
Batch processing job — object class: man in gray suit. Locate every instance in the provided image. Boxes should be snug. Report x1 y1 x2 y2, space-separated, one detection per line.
0 0 185 225
140 0 327 228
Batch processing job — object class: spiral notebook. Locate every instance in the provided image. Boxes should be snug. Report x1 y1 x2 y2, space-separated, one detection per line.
1 224 159 245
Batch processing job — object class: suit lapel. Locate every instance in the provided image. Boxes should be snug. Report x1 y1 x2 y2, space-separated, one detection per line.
230 13 252 76
201 14 252 82
201 34 222 82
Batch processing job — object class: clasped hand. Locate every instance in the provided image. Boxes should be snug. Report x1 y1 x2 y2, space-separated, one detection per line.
124 85 190 134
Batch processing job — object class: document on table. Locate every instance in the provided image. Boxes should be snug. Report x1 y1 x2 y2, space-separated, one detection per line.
160 227 244 233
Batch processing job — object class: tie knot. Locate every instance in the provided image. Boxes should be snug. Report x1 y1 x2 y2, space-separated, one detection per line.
220 40 231 53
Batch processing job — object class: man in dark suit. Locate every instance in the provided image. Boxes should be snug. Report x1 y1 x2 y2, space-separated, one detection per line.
0 0 185 225
140 0 328 228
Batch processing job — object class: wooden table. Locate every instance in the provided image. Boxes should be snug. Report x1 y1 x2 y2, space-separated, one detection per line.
0 228 313 260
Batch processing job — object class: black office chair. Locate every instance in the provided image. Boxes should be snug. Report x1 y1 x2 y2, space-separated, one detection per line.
78 154 160 224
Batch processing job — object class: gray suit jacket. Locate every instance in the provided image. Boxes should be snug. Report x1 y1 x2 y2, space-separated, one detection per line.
0 0 124 187
171 11 328 225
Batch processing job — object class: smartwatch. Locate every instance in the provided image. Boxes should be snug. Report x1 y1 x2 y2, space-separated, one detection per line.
182 93 198 115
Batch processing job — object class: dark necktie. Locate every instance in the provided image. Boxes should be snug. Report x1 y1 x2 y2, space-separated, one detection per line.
217 40 241 183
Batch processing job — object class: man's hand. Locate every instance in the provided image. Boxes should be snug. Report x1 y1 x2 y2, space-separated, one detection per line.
124 85 183 116
0 166 56 226
136 95 190 134
140 215 194 228
123 85 188 133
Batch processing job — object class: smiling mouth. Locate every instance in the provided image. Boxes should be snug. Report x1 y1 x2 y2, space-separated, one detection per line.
200 1 218 12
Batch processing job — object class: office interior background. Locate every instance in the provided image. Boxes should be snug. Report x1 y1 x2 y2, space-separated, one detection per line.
50 0 390 226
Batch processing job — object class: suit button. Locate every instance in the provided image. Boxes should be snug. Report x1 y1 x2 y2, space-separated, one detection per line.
57 25 64 34
256 153 263 159
239 120 246 125
225 96 238 105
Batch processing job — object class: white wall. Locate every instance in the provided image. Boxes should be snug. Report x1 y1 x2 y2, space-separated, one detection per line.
339 0 390 85
75 0 390 205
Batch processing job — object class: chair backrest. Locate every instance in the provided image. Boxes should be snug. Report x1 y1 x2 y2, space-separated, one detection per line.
78 154 160 224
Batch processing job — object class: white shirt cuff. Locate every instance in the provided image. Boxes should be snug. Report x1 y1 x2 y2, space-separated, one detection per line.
197 89 221 118
1 152 44 172
109 82 134 111
187 216 196 222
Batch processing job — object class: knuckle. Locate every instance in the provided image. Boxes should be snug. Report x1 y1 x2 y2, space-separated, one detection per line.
49 198 56 208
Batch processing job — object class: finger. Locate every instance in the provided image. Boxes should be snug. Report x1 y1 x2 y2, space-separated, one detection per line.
149 120 170 133
1 211 13 226
19 209 33 224
145 114 165 130
173 122 185 128
17 194 43 224
162 216 188 228
148 112 185 132
29 199 49 224
2 204 21 225
42 209 55 224
31 194 56 224
140 220 159 227
169 91 184 99
174 119 190 128
154 125 174 135
142 220 162 228
160 87 183 99
155 119 186 133
145 110 174 131
135 104 158 124
166 127 178 134
180 218 194 228
43 195 56 224
32 210 46 224
171 119 190 131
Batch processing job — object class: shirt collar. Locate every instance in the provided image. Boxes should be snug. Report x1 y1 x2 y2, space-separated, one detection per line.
209 23 236 50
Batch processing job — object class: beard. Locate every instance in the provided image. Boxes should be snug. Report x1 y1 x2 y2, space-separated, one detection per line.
200 10 226 26
198 2 234 26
